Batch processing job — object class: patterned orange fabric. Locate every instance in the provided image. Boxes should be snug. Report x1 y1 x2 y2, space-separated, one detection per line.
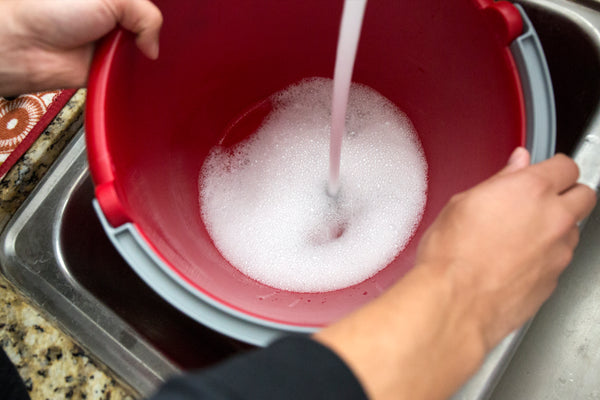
0 91 61 162
0 90 76 178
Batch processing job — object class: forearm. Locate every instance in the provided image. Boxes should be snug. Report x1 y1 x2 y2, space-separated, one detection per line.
314 265 486 400
314 152 597 400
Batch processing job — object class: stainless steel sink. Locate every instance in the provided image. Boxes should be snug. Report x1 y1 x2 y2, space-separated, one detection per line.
2 0 600 398
0 133 250 396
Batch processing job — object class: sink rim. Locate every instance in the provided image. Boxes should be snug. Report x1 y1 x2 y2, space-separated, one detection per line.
0 132 178 398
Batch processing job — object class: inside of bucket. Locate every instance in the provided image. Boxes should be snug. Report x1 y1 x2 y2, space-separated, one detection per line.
100 0 524 326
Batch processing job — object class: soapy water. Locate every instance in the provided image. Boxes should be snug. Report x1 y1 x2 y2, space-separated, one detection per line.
199 78 428 292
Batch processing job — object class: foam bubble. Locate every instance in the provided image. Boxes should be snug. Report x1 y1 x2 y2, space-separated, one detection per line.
199 77 427 292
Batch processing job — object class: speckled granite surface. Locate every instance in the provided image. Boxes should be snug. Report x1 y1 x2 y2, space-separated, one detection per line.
0 276 135 400
0 90 138 399
0 90 86 231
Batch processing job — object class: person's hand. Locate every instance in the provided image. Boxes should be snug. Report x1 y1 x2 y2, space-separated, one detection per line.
416 148 596 348
0 0 162 96
315 148 597 400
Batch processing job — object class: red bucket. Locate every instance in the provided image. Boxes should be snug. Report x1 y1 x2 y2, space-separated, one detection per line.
86 0 554 344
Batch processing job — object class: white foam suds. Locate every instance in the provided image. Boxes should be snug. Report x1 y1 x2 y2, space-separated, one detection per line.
199 78 427 292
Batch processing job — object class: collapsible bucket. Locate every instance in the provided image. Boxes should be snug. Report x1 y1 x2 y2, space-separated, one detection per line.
86 0 554 345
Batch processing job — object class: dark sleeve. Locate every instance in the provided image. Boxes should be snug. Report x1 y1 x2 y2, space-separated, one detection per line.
149 335 368 400
0 346 30 400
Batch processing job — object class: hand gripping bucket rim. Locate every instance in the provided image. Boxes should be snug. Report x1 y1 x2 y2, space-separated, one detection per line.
85 1 555 346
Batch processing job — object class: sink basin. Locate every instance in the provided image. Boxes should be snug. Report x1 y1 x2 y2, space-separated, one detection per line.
2 0 600 398
0 133 250 396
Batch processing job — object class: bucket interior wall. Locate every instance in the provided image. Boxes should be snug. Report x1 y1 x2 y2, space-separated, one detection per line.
100 0 524 326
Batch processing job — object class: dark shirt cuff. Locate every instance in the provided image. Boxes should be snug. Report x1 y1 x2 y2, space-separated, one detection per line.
0 346 30 400
150 335 368 400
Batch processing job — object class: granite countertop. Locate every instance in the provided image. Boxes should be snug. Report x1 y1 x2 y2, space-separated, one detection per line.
0 90 137 400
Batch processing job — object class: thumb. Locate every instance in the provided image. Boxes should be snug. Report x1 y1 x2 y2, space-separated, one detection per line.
114 0 163 59
498 147 530 175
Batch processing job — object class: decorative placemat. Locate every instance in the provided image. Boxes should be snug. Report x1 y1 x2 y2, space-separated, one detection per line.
0 90 77 179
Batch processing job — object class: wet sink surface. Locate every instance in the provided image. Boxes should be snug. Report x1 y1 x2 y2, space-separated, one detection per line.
2 0 600 398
